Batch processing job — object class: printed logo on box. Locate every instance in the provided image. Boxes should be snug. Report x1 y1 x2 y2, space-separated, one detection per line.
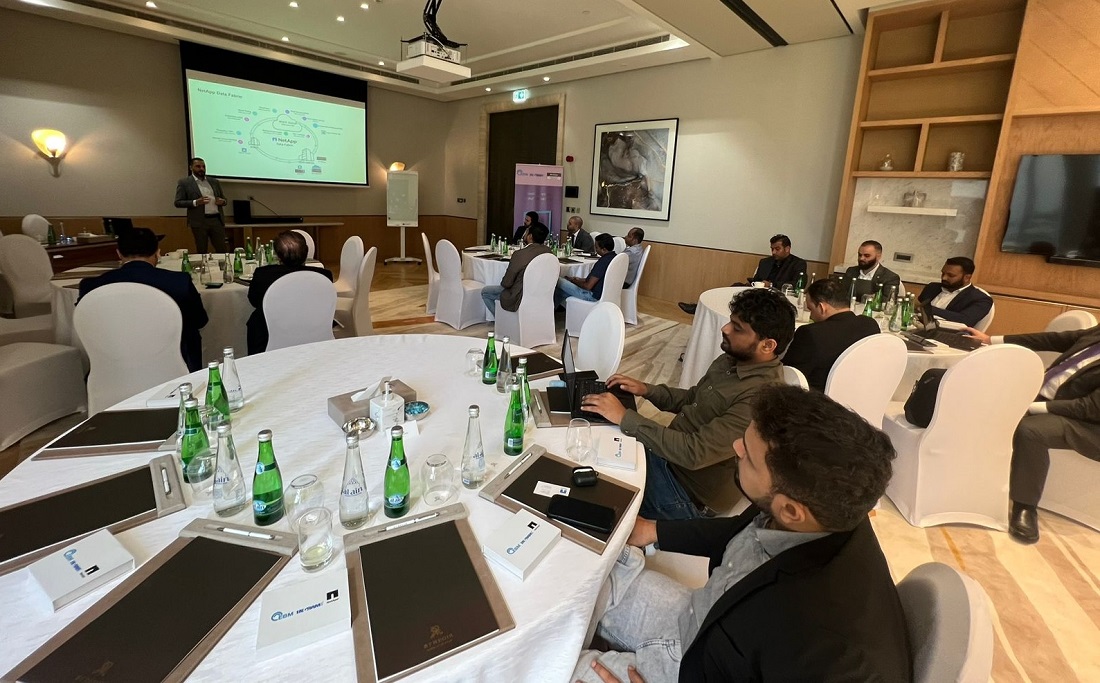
64 549 99 579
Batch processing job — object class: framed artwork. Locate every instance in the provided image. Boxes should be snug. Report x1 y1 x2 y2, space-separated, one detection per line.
590 118 678 221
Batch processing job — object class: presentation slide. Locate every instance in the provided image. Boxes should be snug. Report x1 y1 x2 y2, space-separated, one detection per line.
186 70 367 185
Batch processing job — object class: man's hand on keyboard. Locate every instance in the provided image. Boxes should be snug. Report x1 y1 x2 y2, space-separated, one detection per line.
605 374 646 396
581 392 628 425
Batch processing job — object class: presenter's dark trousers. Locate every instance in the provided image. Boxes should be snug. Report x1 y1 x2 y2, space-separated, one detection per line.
1010 413 1100 505
192 215 227 253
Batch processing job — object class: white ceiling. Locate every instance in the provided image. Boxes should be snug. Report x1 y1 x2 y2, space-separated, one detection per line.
3 0 911 100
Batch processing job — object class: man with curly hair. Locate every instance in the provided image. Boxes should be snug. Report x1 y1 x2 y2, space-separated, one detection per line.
582 288 794 519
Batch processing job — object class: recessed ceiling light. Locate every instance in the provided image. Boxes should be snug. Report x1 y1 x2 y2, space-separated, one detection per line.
360 2 369 8
485 87 492 92
336 15 345 22
378 61 385 66
281 36 290 42
543 76 550 82
288 1 298 7
145 1 157 7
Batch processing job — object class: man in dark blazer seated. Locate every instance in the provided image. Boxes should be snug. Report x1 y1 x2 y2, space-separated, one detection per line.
841 239 902 301
573 385 910 683
964 323 1100 544
565 215 595 253
174 157 229 254
917 257 993 328
481 223 553 314
512 211 539 243
782 277 880 391
78 228 209 371
246 231 333 355
677 234 806 315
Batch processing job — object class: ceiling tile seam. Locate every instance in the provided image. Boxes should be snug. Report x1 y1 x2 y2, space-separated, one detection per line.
720 0 787 47
828 0 855 35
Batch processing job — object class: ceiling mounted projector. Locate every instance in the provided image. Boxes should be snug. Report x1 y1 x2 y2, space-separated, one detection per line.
397 0 470 83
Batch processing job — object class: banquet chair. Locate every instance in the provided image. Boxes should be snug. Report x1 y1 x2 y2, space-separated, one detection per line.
972 288 995 332
292 229 316 261
335 247 377 338
0 314 54 346
896 563 994 683
613 235 627 255
421 232 440 314
434 239 485 330
0 234 53 317
0 342 85 450
1036 309 1097 367
620 245 651 325
264 271 337 351
565 253 629 337
334 236 364 299
493 253 558 348
883 344 1043 530
75 283 189 415
782 365 809 389
824 333 906 428
21 214 50 242
575 302 625 380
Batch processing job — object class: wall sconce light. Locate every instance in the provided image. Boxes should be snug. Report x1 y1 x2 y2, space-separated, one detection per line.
31 129 67 177
389 161 406 171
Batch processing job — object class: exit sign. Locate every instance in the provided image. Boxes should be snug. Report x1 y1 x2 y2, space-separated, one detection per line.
512 89 529 104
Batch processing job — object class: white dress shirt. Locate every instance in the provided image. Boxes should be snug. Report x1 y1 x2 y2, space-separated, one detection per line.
193 176 219 215
930 283 970 310
858 264 880 281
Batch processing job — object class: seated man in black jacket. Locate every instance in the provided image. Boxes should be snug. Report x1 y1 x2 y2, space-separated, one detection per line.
678 234 806 315
917 257 993 328
782 277 880 391
574 385 910 683
246 230 333 354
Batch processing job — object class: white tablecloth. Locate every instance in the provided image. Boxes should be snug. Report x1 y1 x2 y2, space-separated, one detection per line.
0 334 645 682
51 266 252 368
462 250 592 285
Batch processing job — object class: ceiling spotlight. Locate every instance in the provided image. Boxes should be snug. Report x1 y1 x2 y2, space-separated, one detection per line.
281 36 290 42
336 15 345 22
485 87 492 92
145 1 156 7
289 1 298 6
360 2 369 8
543 76 550 82
378 61 385 66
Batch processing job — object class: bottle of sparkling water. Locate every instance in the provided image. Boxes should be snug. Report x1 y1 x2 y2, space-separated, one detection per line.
252 429 284 526
245 237 255 260
174 381 193 450
179 397 209 483
888 300 902 332
496 336 512 393
221 347 245 412
339 432 371 529
482 332 498 385
794 272 805 297
233 249 244 276
504 378 525 456
383 426 410 518
517 358 533 421
181 250 192 274
870 283 884 313
205 361 230 428
901 295 914 329
460 405 486 489
213 423 248 517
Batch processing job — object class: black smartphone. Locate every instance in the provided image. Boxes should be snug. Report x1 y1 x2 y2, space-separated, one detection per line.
547 495 615 534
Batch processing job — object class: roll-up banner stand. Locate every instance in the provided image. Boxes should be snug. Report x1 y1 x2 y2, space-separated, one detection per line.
513 164 564 241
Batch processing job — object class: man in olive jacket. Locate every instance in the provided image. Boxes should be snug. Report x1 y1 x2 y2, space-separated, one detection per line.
582 288 793 518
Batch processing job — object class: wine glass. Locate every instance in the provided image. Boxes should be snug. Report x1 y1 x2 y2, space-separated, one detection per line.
566 418 593 464
421 453 457 507
285 474 325 528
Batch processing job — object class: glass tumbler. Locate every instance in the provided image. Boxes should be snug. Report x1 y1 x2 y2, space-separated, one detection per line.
296 507 337 572
285 474 325 528
566 418 593 464
421 453 457 507
466 348 483 377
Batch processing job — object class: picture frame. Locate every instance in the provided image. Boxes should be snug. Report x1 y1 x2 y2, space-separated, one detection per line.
590 118 678 221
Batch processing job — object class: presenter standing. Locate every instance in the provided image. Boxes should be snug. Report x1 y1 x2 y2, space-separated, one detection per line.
174 156 228 253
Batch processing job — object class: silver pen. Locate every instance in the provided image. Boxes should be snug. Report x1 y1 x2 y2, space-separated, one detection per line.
160 467 171 495
214 526 275 540
503 448 536 480
384 512 439 532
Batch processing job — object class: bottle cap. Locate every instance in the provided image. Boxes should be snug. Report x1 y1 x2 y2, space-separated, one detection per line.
469 404 480 416
178 382 192 393
487 332 495 338
216 423 231 435
258 429 272 442
184 397 198 408
518 357 528 366
207 361 219 369
390 425 404 438
501 336 510 344
222 346 235 356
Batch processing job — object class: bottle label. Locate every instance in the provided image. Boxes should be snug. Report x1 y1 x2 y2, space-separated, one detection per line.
386 493 407 507
342 478 365 497
255 461 267 475
253 499 267 513
389 458 404 470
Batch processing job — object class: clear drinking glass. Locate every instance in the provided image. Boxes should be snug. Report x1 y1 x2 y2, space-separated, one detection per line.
285 474 325 528
566 418 593 464
780 284 794 298
296 507 337 572
184 451 216 500
466 348 483 377
421 453 457 506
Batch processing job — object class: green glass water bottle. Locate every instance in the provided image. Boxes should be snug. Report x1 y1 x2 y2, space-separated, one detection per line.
47 223 57 245
181 250 192 274
205 361 230 428
179 397 209 483
794 272 805 297
870 283 884 312
233 249 243 275
504 378 525 456
482 332 498 385
383 426 411 518
252 429 284 526
245 237 255 260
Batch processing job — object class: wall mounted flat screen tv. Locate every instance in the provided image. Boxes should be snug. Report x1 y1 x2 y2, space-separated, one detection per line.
1001 154 1100 267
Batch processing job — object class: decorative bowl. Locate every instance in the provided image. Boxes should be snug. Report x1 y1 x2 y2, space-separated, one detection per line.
405 401 430 421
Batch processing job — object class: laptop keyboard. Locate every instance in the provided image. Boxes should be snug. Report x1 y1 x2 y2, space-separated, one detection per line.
923 330 982 351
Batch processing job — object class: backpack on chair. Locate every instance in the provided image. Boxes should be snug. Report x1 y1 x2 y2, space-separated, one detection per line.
903 368 947 428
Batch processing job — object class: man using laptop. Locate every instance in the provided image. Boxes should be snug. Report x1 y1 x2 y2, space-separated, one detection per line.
916 257 993 328
841 239 901 300
481 223 553 314
582 288 793 519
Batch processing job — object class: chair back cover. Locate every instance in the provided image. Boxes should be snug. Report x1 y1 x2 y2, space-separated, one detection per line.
421 232 439 314
782 365 809 389
621 245 651 325
334 236 365 297
292 229 316 261
596 253 630 308
612 236 627 255
0 234 54 317
972 287 995 333
433 239 485 330
264 271 337 351
576 302 625 380
21 214 50 241
824 333 907 427
74 283 188 414
350 247 377 336
495 252 559 348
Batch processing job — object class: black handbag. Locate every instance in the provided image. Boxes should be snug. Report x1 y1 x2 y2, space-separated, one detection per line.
903 368 947 428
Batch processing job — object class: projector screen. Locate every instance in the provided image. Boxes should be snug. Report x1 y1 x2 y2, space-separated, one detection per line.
185 70 367 186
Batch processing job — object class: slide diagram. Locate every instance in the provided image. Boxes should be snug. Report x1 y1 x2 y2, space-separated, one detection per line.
248 113 320 163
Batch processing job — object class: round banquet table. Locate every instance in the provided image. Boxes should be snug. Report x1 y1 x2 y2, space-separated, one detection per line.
461 249 593 285
677 286 968 399
0 334 645 682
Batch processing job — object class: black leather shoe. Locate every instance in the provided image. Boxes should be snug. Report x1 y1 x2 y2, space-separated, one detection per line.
678 302 697 315
1009 502 1040 544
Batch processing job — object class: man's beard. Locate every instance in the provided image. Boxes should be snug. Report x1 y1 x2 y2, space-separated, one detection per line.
720 339 754 362
733 466 774 515
940 280 959 292
860 260 877 271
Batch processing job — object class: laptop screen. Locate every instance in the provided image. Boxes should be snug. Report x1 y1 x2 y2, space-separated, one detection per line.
561 333 576 375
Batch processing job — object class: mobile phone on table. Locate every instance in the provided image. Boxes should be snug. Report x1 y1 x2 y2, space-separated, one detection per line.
547 494 614 534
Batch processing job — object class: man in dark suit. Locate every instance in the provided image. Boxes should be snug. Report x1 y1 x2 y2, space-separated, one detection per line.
565 215 595 253
574 385 910 682
246 231 333 355
173 157 228 254
917 257 993 328
481 223 553 314
512 211 539 243
965 323 1100 544
782 277 880 391
78 228 209 371
841 239 902 301
677 234 807 315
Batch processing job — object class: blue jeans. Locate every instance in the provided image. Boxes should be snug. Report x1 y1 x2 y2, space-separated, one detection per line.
555 277 598 307
481 284 503 314
640 448 703 521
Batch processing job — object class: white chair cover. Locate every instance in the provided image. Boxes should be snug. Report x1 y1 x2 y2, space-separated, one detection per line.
0 314 54 346
575 302 625 380
973 287 995 332
782 365 809 389
0 234 53 317
421 232 440 314
434 239 485 330
1041 448 1100 532
824 333 907 428
74 283 189 415
493 253 559 348
292 229 316 261
896 563 994 683
620 245 651 325
21 214 50 242
612 235 627 255
335 247 377 338
1038 310 1098 367
884 344 1043 529
264 271 337 351
565 253 629 337
0 342 85 450
334 236 364 299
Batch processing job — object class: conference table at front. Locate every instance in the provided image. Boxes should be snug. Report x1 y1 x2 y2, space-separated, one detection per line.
680 286 968 399
0 334 646 682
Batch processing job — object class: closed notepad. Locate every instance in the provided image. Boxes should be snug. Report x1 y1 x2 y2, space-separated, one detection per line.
596 435 638 471
482 509 560 580
29 529 135 611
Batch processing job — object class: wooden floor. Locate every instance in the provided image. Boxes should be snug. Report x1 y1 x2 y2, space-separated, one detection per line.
4 262 1098 682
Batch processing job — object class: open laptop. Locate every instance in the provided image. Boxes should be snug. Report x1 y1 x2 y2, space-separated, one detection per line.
536 333 637 426
909 313 982 351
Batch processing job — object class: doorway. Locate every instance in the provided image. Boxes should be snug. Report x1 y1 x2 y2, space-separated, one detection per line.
486 105 559 242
